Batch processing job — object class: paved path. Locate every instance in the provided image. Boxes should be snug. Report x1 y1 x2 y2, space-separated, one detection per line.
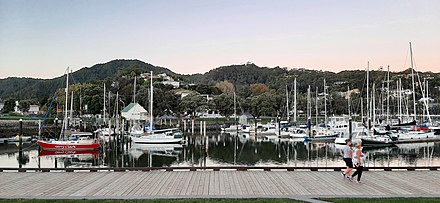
0 171 439 201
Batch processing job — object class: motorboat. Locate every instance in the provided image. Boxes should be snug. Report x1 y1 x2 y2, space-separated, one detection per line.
131 128 183 144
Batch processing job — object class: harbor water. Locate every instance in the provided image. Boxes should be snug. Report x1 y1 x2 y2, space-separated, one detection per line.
1 132 440 168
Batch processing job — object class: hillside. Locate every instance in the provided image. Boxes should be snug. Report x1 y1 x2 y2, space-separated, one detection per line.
0 60 177 100
1 59 439 103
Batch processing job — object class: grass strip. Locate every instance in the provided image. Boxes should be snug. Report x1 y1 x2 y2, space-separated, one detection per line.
0 199 304 203
318 197 440 203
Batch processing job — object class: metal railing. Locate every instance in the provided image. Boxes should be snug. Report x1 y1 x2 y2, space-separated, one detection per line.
0 166 439 172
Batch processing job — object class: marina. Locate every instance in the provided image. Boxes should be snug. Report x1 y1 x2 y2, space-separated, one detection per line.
1 1 440 201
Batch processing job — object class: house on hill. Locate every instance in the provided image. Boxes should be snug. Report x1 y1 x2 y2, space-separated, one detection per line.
121 103 149 121
29 105 40 114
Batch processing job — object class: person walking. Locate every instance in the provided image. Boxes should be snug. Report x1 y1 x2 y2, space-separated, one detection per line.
351 143 365 184
341 139 353 180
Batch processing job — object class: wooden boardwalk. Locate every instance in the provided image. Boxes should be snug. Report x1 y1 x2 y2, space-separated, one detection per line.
0 171 439 200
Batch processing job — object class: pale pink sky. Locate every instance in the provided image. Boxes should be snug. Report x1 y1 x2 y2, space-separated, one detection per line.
1 0 439 79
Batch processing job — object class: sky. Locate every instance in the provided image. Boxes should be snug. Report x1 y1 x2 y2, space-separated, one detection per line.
1 0 439 79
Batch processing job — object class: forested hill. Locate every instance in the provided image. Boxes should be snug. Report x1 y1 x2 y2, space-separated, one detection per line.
188 63 287 85
1 59 439 102
0 59 178 100
186 63 440 94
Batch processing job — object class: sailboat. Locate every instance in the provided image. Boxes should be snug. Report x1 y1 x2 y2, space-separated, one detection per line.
36 67 100 150
130 71 183 144
361 43 438 146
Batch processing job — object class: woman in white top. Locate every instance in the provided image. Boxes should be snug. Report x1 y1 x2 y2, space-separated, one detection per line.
351 143 365 184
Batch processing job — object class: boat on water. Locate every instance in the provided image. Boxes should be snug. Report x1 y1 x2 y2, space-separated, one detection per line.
221 123 242 132
37 132 100 150
395 130 437 141
129 124 144 136
131 128 183 144
36 68 100 150
361 135 396 147
36 139 100 150
130 71 183 144
95 127 115 143
304 128 338 142
289 128 307 138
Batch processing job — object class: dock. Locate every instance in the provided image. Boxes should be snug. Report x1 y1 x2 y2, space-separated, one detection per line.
0 170 439 201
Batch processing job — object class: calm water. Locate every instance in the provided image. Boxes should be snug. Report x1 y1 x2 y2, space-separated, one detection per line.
1 133 440 168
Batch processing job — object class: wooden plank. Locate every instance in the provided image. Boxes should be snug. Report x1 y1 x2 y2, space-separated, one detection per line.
0 171 439 198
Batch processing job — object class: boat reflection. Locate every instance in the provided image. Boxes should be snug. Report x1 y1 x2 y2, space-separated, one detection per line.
129 143 183 167
38 149 101 168
39 149 100 157
1 132 439 168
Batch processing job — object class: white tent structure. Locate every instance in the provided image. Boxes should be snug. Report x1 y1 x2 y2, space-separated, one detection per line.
121 103 149 121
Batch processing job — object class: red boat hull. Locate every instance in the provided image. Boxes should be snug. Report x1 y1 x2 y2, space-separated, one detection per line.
36 140 100 150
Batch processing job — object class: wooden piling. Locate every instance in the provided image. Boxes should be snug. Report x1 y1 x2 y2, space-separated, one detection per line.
191 119 194 135
200 121 203 135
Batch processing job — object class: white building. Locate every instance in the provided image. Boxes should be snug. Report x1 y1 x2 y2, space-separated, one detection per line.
0 103 4 111
198 110 224 118
29 105 40 114
200 94 214 101
157 73 172 81
161 80 180 88
14 101 20 113
121 103 149 121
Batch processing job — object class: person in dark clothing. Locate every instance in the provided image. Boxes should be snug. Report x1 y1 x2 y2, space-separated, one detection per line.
340 139 353 180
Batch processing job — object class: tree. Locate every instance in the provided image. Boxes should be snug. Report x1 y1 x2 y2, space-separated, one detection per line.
152 85 180 116
215 81 235 93
2 99 15 113
250 83 270 96
212 93 234 117
250 91 282 117
19 100 32 112
179 93 208 117
328 92 347 115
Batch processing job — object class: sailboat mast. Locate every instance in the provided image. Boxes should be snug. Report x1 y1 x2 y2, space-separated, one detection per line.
286 85 289 122
361 97 363 123
64 67 69 135
347 86 351 117
386 65 390 124
103 83 106 125
398 78 402 121
307 85 311 120
294 78 297 123
150 71 154 133
372 83 376 126
366 62 370 126
315 87 318 125
324 79 327 125
133 76 137 103
116 92 119 117
315 87 319 125
381 83 384 117
70 91 73 127
410 42 416 121
426 79 429 100
233 91 236 121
